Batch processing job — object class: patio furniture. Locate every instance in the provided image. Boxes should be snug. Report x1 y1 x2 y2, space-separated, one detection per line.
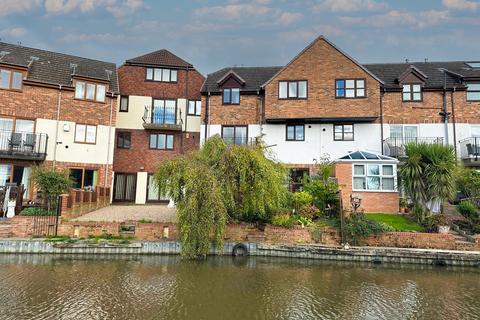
9 132 22 150
24 133 36 151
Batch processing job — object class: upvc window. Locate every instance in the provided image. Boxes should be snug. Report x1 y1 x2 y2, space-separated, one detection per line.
149 134 174 150
0 68 23 90
222 126 247 145
74 81 106 102
336 79 365 98
75 124 97 144
146 67 178 82
279 81 307 99
117 132 131 149
467 83 480 101
223 88 240 104
334 124 354 141
286 125 305 141
119 96 129 112
188 100 202 116
69 168 97 189
403 84 422 101
353 164 396 191
390 125 418 139
152 99 176 124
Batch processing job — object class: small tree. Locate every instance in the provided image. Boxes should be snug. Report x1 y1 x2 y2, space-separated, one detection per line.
32 166 72 212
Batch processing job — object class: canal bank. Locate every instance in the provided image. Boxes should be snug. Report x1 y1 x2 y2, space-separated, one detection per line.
0 239 479 267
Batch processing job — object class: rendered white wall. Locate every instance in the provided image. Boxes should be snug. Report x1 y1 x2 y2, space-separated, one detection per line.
116 95 151 130
135 172 148 204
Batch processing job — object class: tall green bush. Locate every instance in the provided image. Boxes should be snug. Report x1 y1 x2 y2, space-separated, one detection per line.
32 166 72 212
456 168 480 198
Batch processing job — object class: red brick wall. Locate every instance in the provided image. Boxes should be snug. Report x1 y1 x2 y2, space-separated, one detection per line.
118 65 204 100
202 94 261 125
334 162 399 213
264 38 381 121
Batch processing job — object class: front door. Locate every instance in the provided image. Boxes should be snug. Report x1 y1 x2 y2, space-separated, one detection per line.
113 173 136 202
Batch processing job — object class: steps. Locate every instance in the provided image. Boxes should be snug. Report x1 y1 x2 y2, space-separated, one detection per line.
449 229 476 250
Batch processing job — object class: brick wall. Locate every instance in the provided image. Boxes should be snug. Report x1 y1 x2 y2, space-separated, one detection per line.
364 232 458 250
202 94 261 125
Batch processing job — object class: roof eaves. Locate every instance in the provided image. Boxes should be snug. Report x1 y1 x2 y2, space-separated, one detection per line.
216 70 246 86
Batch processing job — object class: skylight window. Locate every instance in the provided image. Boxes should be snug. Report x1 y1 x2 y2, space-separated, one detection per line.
466 62 480 69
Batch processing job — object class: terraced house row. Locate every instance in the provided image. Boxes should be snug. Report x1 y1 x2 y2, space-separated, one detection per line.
0 36 479 213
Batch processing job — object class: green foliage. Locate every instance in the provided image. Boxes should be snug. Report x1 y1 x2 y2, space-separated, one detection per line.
365 213 425 232
19 207 54 216
138 219 154 224
295 215 313 228
422 214 448 232
155 136 288 258
458 201 479 222
292 192 313 210
271 214 295 228
456 168 480 198
32 166 72 212
298 204 320 220
400 143 457 222
344 213 393 245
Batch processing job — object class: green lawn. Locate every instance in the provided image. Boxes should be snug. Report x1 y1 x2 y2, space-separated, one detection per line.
366 213 425 232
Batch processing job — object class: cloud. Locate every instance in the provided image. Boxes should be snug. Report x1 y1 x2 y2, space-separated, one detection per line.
442 0 480 10
0 27 28 38
277 12 303 26
43 0 145 17
60 32 123 43
339 10 451 28
279 24 345 42
0 0 41 17
314 0 388 12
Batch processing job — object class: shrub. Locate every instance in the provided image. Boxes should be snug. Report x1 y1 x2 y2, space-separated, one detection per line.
295 215 313 228
423 214 448 232
19 207 54 216
458 201 479 221
298 204 320 220
32 166 72 213
271 214 295 228
344 213 392 245
292 192 313 210
303 178 339 216
456 168 480 198
309 221 331 243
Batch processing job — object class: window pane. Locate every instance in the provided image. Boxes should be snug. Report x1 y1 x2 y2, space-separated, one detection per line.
382 178 395 190
231 88 240 104
468 83 480 91
236 126 247 144
158 134 166 149
15 119 34 133
344 125 353 133
345 89 355 98
336 89 345 97
356 89 365 97
403 93 411 101
471 125 480 137
96 84 106 102
404 126 418 138
336 80 345 89
334 125 342 133
166 135 174 149
69 169 83 189
164 101 176 124
295 125 304 140
154 68 162 81
298 81 307 98
146 68 153 80
12 72 22 89
467 92 480 101
86 83 95 100
367 164 380 175
390 125 403 138
287 126 295 140
334 133 343 140
412 85 421 92
171 70 177 82
0 118 13 131
345 80 355 89
188 101 195 114
383 165 394 175
75 124 86 142
279 82 287 98
356 80 365 88
403 85 411 92
0 69 11 89
195 101 201 116
124 133 131 148
367 177 381 190
223 89 230 104
120 96 128 111
413 92 421 101
117 134 124 148
149 134 157 148
353 177 366 190
288 82 297 98
344 132 354 141
86 126 96 143
162 69 170 82
75 81 85 99
222 127 234 144
353 165 365 176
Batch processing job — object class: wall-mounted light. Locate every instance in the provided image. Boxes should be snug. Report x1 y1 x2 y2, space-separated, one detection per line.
63 123 70 132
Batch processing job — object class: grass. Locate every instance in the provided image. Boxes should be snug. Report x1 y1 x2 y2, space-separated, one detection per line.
366 213 425 232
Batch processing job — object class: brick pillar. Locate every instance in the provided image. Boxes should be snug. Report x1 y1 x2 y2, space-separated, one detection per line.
59 194 69 216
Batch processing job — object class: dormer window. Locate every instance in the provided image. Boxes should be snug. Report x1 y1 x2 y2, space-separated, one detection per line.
223 88 240 104
402 84 422 101
0 68 23 91
75 80 106 102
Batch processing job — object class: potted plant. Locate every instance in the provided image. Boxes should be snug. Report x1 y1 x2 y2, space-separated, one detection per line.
433 214 450 234
399 198 407 214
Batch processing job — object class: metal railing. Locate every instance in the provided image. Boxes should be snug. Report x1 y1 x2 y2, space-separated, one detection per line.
0 130 48 160
142 106 182 130
459 137 480 160
383 137 444 158
223 137 258 146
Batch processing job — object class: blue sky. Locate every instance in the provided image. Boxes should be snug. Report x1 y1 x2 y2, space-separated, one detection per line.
0 0 479 75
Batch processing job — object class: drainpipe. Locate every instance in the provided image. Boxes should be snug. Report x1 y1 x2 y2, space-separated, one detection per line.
451 87 457 157
105 93 115 188
203 87 210 142
52 85 62 169
380 87 385 155
440 71 451 145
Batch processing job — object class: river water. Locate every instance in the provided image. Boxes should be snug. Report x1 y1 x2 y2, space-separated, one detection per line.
0 254 478 320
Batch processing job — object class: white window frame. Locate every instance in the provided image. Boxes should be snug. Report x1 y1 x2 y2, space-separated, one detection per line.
188 100 202 116
352 163 397 192
146 67 178 83
74 124 97 144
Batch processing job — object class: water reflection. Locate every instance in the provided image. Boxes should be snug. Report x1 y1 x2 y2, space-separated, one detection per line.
0 255 478 320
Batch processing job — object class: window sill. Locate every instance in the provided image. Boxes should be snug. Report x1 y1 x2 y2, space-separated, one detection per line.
352 189 397 193
74 97 106 104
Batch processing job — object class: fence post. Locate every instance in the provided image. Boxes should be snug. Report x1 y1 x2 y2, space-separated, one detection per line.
55 195 62 236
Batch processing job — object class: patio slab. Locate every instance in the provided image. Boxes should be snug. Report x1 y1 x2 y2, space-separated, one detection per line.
72 205 177 223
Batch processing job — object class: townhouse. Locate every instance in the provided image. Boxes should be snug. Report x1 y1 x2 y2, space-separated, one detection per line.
201 36 480 213
113 49 204 204
0 42 117 202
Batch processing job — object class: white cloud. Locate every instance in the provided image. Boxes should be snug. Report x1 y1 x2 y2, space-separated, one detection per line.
277 12 303 26
442 0 480 10
60 32 123 43
0 0 41 17
314 0 388 12
43 0 144 17
0 27 28 38
339 10 451 28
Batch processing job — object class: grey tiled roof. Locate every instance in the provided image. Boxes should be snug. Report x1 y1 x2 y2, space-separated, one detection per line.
201 66 282 93
363 61 480 89
126 49 193 68
0 42 118 93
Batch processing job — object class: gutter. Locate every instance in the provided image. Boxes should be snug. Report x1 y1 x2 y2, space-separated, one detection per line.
52 85 62 168
451 87 458 157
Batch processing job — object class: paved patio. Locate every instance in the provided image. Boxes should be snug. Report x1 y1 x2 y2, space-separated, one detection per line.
72 205 177 223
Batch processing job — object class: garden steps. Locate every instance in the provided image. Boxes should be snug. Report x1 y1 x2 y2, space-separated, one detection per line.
448 229 476 250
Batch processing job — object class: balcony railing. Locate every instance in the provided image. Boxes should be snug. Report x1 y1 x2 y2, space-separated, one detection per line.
223 137 259 146
142 106 182 130
0 130 48 161
383 137 444 158
459 137 480 162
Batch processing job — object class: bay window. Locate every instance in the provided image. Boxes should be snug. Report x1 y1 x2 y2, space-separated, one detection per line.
353 164 396 191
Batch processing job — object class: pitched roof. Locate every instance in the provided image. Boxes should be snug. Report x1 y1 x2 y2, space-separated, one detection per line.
0 42 118 93
364 61 480 89
201 66 282 93
126 49 193 68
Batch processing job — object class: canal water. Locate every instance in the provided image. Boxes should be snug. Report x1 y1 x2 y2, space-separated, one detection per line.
0 255 479 320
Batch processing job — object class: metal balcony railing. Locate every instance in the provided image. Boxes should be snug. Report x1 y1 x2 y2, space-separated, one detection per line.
0 130 48 161
223 137 259 146
459 137 480 161
383 137 444 158
142 106 182 130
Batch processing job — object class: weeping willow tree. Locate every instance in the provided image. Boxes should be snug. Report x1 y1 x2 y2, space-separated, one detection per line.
400 142 457 222
154 135 288 259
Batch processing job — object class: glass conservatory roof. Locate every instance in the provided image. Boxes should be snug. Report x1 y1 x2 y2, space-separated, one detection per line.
338 151 397 161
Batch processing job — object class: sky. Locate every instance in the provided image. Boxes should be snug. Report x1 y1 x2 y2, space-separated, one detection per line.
0 0 479 75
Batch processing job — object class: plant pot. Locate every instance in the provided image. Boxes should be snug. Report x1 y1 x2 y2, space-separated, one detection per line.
438 225 450 234
400 207 405 214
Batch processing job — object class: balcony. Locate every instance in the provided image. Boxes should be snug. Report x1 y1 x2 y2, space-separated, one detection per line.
383 137 444 158
223 137 259 146
0 130 48 161
142 106 182 130
459 137 480 166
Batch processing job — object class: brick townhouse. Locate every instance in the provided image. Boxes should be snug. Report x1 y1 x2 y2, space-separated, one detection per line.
0 42 118 201
201 36 480 213
113 49 204 204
